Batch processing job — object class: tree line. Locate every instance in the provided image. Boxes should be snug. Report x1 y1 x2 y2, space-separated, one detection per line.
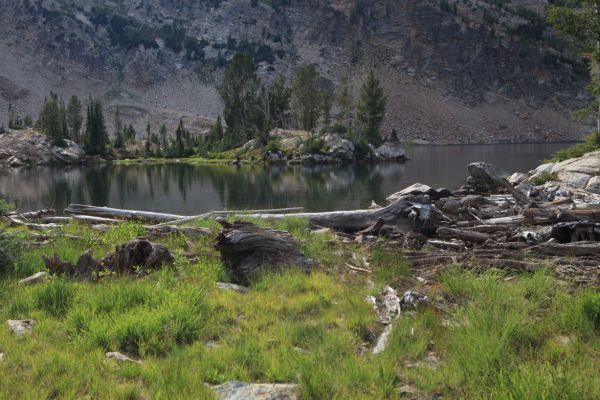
2 52 388 159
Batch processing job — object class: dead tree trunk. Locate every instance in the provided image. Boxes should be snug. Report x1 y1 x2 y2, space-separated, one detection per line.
214 218 315 284
64 204 186 223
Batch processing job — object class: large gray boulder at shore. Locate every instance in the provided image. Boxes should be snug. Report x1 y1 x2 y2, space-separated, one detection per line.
0 129 85 166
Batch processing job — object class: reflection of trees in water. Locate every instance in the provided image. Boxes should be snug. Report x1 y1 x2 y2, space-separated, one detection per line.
85 165 112 206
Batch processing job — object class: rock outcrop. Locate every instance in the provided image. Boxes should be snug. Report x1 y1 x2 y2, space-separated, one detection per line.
209 381 298 400
0 129 86 166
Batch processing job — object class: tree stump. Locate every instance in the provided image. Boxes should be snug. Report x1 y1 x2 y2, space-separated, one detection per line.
214 219 315 284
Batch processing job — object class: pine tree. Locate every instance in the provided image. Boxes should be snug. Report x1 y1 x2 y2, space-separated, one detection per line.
144 121 153 157
124 124 136 143
113 106 124 148
36 92 67 146
66 95 83 143
320 89 334 128
548 2 600 130
221 52 262 144
174 118 186 157
84 98 108 156
159 124 168 154
336 74 354 129
264 78 291 132
291 64 321 131
357 71 386 146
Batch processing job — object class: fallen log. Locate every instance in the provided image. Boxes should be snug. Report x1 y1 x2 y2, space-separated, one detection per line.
232 198 453 233
42 238 174 279
146 225 212 239
436 227 491 244
151 207 305 228
214 218 315 284
64 204 186 223
531 241 600 257
524 208 600 224
550 221 600 243
17 209 55 220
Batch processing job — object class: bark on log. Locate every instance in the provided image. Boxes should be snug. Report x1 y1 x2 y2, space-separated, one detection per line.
531 241 600 257
550 221 600 243
17 209 56 220
214 219 315 284
151 207 304 228
64 204 185 223
42 238 174 279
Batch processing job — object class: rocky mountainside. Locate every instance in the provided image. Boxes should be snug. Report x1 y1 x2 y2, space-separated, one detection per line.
0 0 592 143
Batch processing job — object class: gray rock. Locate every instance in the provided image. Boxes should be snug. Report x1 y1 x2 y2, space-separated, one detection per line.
375 142 406 161
217 282 250 294
467 162 510 187
366 286 401 325
264 151 287 163
0 353 3 361
530 162 555 176
323 133 354 161
242 139 262 151
105 352 142 364
555 171 592 189
18 272 49 285
210 381 299 400
585 176 600 193
6 319 35 336
508 172 528 185
387 183 433 202
551 150 600 176
0 129 86 166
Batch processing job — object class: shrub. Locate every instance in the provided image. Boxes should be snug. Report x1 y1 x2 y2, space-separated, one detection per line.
304 136 326 155
0 198 14 215
530 171 557 186
352 140 372 160
550 131 600 162
583 294 600 329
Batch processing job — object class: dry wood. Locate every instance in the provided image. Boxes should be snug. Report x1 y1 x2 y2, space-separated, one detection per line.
531 241 600 257
17 209 55 220
150 207 304 228
42 238 174 279
436 227 491 244
214 218 315 284
64 204 186 223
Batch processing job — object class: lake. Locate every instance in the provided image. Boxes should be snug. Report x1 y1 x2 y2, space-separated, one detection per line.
0 142 568 214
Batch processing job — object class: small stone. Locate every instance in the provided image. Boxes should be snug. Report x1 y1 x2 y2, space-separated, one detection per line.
6 319 35 336
18 272 48 285
105 352 142 364
0 353 4 361
204 341 222 349
217 282 250 294
210 381 299 400
399 384 416 395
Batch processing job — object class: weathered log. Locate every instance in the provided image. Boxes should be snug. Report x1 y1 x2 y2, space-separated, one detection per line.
17 209 55 220
234 198 453 233
531 241 600 257
146 225 212 239
426 240 465 250
524 208 600 224
6 216 62 231
436 227 491 244
151 207 305 228
42 238 174 279
64 204 185 223
214 218 315 284
72 215 121 224
464 224 514 233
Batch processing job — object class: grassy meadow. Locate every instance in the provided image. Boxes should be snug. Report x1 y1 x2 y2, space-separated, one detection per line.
0 218 599 399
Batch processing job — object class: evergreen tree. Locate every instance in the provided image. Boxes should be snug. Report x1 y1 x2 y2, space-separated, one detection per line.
265 78 291 131
84 98 108 156
113 106 124 148
174 118 186 157
36 92 66 146
207 115 224 150
221 52 262 144
548 2 600 130
66 95 83 143
291 64 322 131
336 74 354 129
144 121 153 157
357 71 386 146
159 123 168 154
320 89 334 128
124 124 136 143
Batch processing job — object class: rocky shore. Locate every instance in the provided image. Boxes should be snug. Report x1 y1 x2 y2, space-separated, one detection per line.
0 129 86 166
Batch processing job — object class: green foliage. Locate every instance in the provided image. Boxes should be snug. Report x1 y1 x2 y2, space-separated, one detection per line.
357 71 386 146
221 52 263 144
0 229 22 275
0 197 14 215
583 293 600 329
66 95 83 143
530 171 558 185
36 92 68 146
352 139 373 160
84 98 108 156
304 136 326 155
549 131 600 161
291 64 322 131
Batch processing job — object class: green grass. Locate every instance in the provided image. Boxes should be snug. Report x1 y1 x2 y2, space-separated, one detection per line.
0 220 598 399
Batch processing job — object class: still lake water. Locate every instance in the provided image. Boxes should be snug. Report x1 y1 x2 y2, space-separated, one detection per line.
0 143 568 214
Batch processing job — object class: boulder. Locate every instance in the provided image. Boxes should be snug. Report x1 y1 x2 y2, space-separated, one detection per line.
210 381 299 400
242 139 262 152
216 282 250 294
508 172 528 185
585 176 600 193
550 150 600 176
375 142 407 161
323 133 354 162
467 162 510 188
530 162 555 176
0 129 86 166
264 151 287 163
555 171 592 189
6 319 35 336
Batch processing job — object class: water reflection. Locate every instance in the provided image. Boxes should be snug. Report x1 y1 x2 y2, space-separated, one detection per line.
0 142 570 213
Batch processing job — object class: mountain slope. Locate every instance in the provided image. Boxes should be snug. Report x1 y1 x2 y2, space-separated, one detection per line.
0 0 592 143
